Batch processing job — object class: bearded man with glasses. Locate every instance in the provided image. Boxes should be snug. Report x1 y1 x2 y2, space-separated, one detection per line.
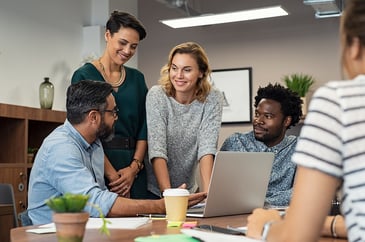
26 80 206 225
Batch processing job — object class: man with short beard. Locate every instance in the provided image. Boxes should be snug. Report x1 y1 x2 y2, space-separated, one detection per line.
221 83 302 207
27 80 205 225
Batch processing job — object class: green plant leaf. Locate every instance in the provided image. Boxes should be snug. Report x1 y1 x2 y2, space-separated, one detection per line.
63 193 90 212
46 193 89 213
45 197 67 213
87 202 111 236
283 73 315 97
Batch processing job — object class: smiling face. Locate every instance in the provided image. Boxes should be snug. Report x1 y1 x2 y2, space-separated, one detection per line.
105 27 140 65
169 53 203 102
253 98 291 147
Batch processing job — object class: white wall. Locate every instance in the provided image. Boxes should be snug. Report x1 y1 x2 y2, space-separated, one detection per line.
0 0 137 111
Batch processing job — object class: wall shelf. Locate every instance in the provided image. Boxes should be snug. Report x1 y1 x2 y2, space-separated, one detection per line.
0 103 66 231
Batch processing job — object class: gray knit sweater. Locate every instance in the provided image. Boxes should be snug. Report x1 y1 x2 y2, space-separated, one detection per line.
146 85 223 196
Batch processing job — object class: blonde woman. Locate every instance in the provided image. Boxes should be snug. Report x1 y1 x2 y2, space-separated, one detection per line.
146 42 223 198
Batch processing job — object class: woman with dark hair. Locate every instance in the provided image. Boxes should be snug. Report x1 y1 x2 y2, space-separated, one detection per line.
247 0 365 241
146 42 223 198
71 11 149 199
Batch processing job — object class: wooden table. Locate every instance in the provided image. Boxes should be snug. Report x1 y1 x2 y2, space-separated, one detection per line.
11 214 347 242
1 204 15 242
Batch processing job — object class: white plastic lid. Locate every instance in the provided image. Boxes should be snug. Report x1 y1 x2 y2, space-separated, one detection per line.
163 188 190 197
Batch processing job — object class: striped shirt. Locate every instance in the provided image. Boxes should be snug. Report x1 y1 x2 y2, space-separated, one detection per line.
292 75 365 242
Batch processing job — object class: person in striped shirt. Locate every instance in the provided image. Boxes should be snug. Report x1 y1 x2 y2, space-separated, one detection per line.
246 0 365 241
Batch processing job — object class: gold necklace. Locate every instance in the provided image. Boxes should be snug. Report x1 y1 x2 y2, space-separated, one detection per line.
98 58 125 88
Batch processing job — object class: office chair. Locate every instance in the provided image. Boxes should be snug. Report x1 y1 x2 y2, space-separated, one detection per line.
0 183 19 227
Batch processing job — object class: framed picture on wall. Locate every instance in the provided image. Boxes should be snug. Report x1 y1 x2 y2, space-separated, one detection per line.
210 67 252 124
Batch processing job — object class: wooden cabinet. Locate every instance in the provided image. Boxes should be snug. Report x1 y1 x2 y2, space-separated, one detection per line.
0 103 66 223
0 205 14 242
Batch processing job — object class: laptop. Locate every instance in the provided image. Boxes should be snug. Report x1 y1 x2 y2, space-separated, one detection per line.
187 151 274 218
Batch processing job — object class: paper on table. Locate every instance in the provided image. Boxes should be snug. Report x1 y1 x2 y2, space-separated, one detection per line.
27 217 151 234
86 217 150 229
26 227 56 234
181 228 261 242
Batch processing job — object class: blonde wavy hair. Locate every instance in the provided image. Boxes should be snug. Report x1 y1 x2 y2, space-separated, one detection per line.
158 42 212 102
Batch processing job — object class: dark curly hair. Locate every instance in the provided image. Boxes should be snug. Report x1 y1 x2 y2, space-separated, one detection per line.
254 83 303 129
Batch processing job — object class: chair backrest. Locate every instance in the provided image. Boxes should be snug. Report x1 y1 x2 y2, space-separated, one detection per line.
0 183 19 227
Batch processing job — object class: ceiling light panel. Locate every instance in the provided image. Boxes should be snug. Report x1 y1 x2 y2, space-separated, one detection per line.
160 6 289 29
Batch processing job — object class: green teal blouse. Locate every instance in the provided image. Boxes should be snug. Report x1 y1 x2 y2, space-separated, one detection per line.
71 63 148 198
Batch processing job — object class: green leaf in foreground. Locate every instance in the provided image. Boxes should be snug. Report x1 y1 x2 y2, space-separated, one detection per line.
87 202 111 236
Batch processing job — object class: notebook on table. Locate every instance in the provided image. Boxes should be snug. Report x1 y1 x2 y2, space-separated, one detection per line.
187 151 274 218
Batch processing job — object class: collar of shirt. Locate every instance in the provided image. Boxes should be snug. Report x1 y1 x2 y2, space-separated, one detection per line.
64 119 102 152
248 131 296 154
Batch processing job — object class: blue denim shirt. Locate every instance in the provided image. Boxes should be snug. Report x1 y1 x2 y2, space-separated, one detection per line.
28 120 118 225
220 131 297 207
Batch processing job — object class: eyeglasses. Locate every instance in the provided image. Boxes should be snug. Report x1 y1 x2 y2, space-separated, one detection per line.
103 107 119 118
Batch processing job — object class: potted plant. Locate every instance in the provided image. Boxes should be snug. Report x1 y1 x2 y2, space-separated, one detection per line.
27 147 38 163
283 73 315 116
46 193 109 242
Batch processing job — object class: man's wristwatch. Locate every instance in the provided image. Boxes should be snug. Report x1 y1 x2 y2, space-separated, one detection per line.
132 158 144 171
261 221 275 241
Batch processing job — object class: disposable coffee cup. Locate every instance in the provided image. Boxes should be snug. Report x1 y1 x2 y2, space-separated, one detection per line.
163 188 189 223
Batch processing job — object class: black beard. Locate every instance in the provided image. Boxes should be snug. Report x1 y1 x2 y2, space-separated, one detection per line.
101 130 114 142
97 119 115 142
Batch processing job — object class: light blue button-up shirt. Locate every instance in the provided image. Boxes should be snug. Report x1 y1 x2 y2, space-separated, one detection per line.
28 120 118 225
220 131 297 207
